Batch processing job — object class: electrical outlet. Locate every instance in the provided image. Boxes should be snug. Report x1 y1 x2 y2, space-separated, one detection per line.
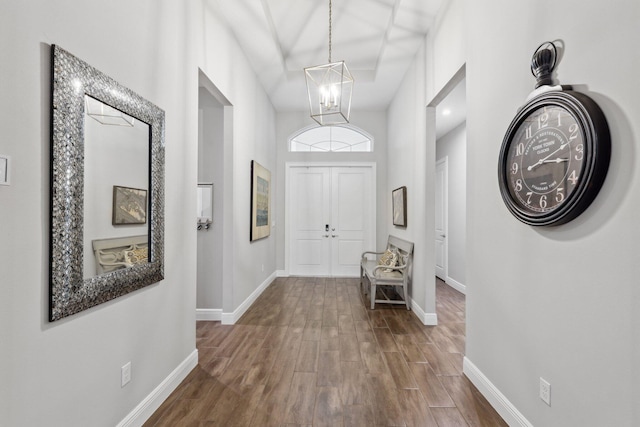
121 362 132 387
261 264 264 272
539 377 551 406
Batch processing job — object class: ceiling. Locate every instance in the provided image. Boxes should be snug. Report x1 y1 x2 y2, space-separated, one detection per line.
209 0 445 112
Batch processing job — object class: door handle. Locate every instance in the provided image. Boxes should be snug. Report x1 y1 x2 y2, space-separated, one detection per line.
331 234 339 238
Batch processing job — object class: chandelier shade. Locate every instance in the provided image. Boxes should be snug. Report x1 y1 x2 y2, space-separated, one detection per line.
304 0 353 125
305 61 353 125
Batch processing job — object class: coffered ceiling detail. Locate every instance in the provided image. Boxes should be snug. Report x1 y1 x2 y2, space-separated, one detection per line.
208 0 445 111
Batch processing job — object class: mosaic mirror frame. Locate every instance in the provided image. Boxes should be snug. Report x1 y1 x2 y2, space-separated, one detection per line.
50 45 165 321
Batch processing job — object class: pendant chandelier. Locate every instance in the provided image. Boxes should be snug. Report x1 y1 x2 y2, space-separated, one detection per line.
304 0 353 125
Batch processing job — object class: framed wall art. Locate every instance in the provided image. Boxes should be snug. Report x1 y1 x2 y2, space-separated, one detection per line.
250 160 271 241
112 185 148 225
392 186 407 227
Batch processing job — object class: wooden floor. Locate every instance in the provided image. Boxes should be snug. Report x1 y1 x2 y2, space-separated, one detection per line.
143 277 506 426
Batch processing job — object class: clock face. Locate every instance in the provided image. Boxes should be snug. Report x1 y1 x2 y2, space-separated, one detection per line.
498 91 610 226
505 104 584 215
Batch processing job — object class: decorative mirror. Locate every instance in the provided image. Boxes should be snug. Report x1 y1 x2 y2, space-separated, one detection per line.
50 45 165 321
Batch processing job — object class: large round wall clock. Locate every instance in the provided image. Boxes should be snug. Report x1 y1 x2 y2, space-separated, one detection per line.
498 42 611 226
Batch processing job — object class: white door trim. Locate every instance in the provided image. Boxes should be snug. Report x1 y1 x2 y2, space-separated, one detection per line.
435 157 448 281
285 162 376 277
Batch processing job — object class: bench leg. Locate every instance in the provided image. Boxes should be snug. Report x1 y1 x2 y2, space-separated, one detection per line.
402 285 410 310
370 283 376 309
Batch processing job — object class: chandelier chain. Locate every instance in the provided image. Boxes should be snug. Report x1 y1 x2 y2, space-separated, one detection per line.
328 0 332 63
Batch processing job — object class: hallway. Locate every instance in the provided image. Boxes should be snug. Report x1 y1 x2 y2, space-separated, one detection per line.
144 278 506 426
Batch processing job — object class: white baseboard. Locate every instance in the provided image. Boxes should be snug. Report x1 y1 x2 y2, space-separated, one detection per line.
410 298 438 325
463 357 533 427
221 271 277 325
195 308 222 321
445 276 466 294
117 349 198 427
276 270 288 277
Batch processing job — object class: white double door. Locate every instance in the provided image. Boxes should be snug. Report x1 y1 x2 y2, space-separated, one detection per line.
288 165 375 277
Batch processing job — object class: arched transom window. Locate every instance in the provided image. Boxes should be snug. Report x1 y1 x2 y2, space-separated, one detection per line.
289 125 373 152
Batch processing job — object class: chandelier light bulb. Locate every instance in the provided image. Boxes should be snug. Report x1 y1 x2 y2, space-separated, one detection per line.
303 0 353 125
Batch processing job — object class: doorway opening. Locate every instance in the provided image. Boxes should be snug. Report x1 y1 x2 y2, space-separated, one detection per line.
196 70 233 321
430 66 467 296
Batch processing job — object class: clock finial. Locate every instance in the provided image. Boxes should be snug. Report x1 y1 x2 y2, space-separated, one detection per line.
531 41 557 88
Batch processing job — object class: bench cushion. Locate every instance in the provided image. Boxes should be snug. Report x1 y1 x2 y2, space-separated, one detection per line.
378 249 398 271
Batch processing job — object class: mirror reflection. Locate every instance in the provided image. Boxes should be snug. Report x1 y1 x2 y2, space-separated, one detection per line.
83 96 150 279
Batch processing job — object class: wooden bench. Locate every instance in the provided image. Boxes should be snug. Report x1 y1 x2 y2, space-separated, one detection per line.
360 236 414 310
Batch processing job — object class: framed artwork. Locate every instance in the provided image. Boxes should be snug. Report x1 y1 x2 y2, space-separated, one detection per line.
112 185 148 225
250 160 271 241
392 186 407 227
0 155 10 186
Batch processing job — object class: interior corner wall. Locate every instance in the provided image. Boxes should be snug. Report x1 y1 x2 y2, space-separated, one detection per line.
427 0 466 103
465 1 640 426
199 2 278 315
436 122 467 289
0 1 199 426
275 111 389 274
386 41 435 318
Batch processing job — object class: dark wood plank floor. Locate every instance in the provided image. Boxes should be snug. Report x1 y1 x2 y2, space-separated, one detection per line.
143 277 506 427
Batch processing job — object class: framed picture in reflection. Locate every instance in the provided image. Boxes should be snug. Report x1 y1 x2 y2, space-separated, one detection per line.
112 185 147 225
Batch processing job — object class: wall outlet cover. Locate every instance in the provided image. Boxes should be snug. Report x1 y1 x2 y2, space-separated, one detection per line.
540 377 551 406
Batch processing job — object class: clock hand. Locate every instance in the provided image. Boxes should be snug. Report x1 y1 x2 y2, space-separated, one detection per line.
541 157 569 164
527 142 570 171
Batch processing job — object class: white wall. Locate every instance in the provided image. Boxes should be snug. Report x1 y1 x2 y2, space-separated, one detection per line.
386 42 436 321
0 1 199 425
0 0 279 425
198 2 278 316
427 0 466 103
465 1 640 426
436 122 467 290
275 111 388 273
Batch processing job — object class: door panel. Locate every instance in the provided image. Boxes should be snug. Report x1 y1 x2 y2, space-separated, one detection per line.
331 167 372 276
290 168 331 276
